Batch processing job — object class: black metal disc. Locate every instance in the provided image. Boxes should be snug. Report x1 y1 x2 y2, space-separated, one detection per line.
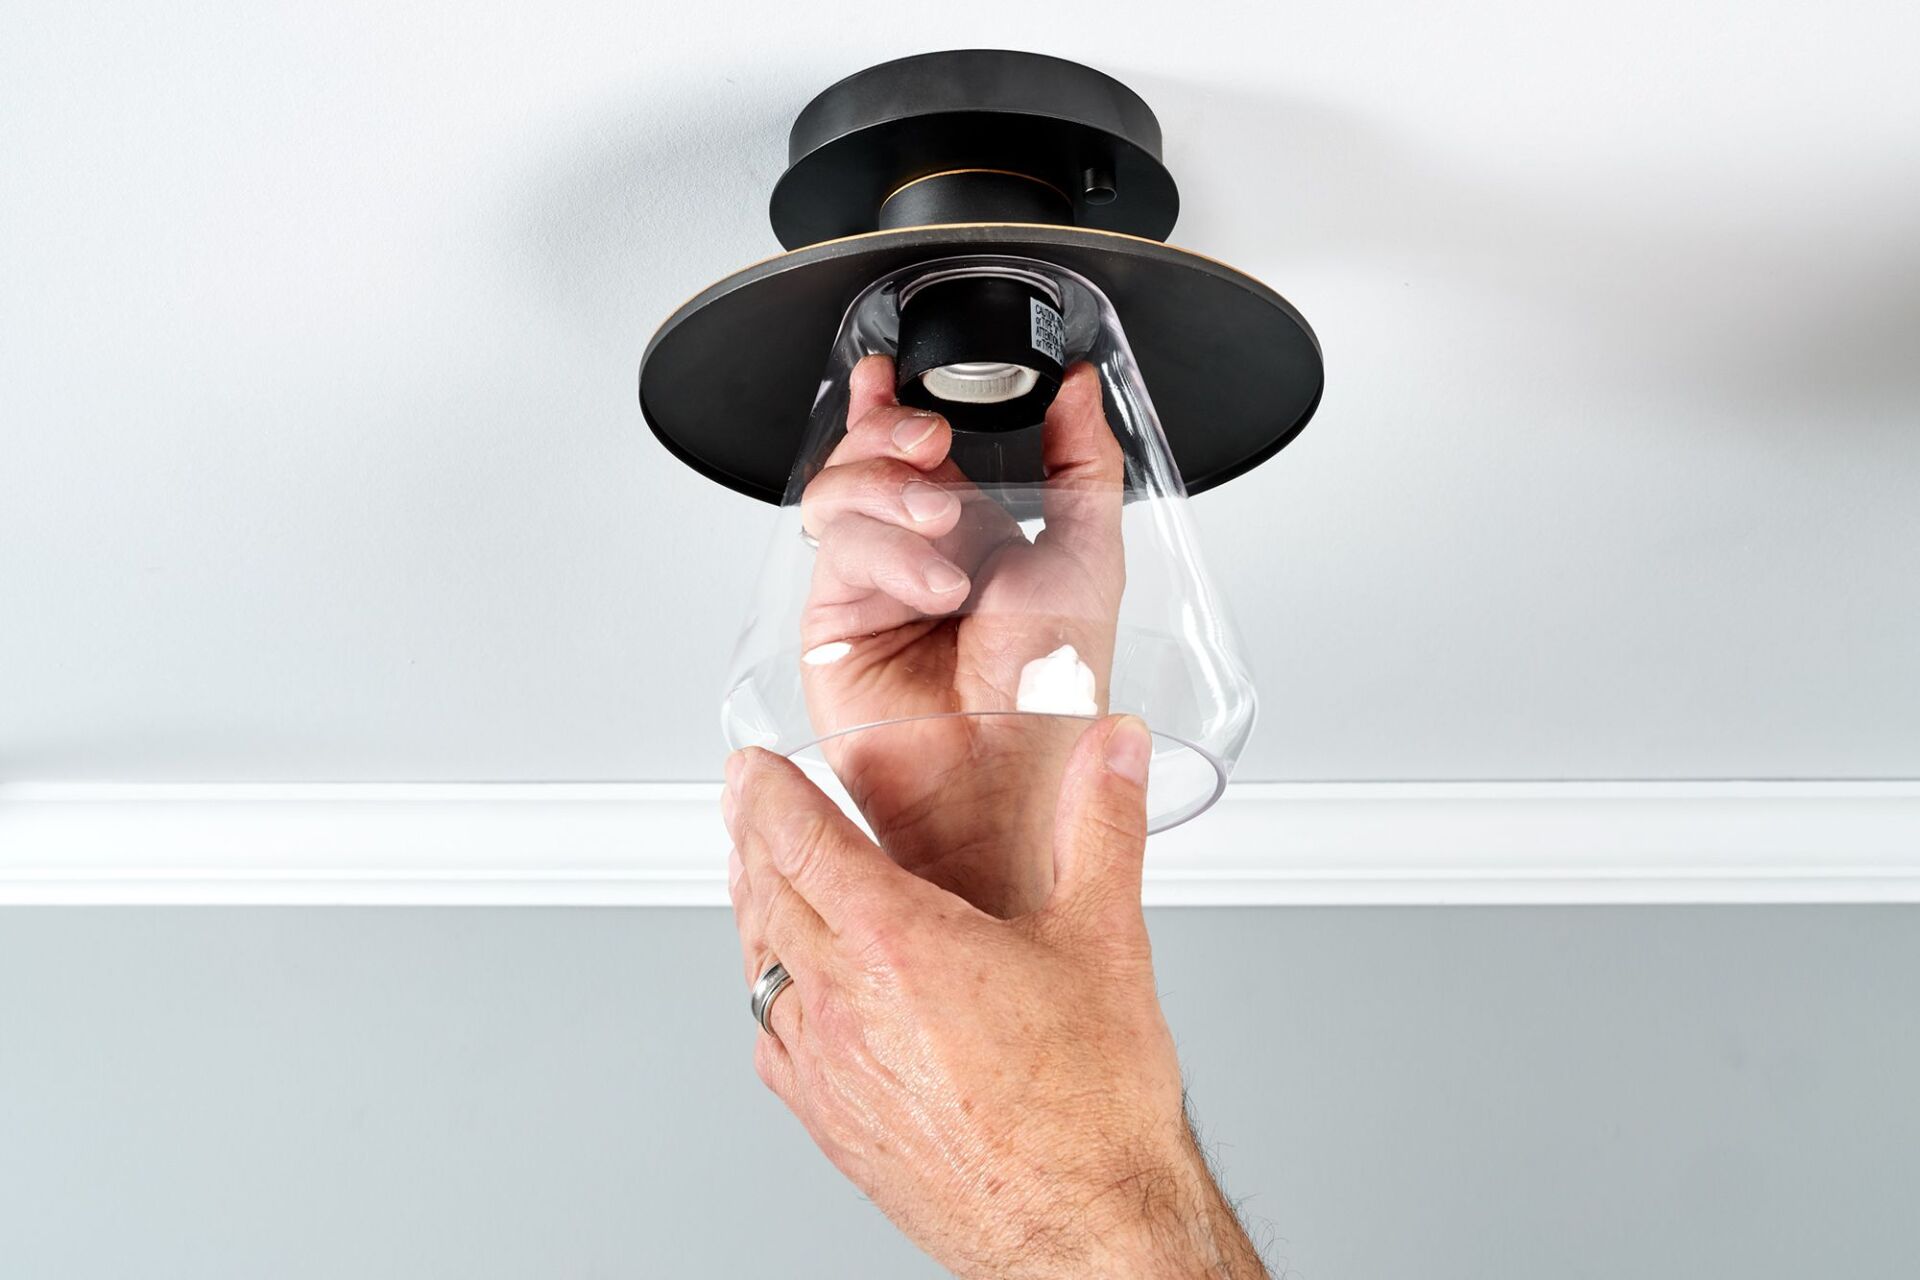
770 50 1179 249
639 224 1323 504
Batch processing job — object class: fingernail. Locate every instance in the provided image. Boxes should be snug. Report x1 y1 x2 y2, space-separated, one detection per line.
892 414 939 453
727 846 744 889
1105 716 1152 786
922 560 968 594
901 481 956 523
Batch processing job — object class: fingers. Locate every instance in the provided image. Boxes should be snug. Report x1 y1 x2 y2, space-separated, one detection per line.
728 747 922 939
730 843 809 1062
760 971 804 1047
836 356 1026 563
725 753 833 980
802 513 971 647
729 846 762 985
800 457 963 542
1039 363 1126 568
1042 362 1125 489
1042 715 1153 937
754 1031 798 1104
797 355 980 645
827 355 953 471
800 354 1030 644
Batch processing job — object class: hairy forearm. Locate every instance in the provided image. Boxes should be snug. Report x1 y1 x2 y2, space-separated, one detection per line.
964 1136 1266 1280
1085 1143 1269 1280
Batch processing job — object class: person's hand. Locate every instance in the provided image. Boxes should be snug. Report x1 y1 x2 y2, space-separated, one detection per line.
724 716 1267 1280
795 354 1127 918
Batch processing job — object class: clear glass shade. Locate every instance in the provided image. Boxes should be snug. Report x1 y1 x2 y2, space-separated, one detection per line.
721 255 1256 833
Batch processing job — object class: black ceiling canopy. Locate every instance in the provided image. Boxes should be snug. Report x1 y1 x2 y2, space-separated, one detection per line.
640 49 1323 504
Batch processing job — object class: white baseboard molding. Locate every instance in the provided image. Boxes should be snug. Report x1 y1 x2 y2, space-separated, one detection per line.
2 781 1918 906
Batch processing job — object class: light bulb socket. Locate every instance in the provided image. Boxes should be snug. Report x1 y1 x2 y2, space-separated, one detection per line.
896 273 1067 433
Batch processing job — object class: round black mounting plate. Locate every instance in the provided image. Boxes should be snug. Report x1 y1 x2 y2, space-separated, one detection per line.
640 224 1323 504
770 50 1179 249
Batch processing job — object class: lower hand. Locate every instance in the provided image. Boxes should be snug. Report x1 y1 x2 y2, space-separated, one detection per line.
725 715 1267 1279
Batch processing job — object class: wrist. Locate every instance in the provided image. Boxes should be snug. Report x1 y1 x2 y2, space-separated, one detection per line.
977 1138 1266 1280
1083 1144 1267 1279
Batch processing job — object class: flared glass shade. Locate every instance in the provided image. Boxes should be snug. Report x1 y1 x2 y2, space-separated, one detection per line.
721 255 1256 833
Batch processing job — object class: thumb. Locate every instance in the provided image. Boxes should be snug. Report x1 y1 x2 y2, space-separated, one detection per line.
1045 715 1153 930
1039 363 1125 567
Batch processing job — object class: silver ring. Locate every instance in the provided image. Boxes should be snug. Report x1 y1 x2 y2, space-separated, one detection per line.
750 960 794 1037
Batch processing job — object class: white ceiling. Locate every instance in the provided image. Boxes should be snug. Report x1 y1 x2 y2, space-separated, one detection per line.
4 1 1917 783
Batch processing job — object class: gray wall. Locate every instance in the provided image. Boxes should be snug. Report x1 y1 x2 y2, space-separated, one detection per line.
2 908 1916 1279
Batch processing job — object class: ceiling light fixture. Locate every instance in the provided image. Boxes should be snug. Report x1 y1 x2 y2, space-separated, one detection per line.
640 49 1324 829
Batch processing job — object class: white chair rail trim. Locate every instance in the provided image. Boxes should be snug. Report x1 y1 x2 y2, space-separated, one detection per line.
3 781 1917 906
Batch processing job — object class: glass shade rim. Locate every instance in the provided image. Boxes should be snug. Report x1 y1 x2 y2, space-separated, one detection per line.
726 706 1233 834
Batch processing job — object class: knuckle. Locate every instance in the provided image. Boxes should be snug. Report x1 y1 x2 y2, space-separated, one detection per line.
760 876 803 933
859 404 911 435
804 986 850 1043
799 464 873 523
777 809 840 885
1081 806 1147 852
852 918 912 974
853 455 912 484
849 460 920 520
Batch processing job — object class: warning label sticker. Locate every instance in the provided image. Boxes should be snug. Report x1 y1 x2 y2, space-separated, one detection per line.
1029 297 1066 366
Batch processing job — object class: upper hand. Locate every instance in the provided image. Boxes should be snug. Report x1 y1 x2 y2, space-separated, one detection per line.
794 354 1129 916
